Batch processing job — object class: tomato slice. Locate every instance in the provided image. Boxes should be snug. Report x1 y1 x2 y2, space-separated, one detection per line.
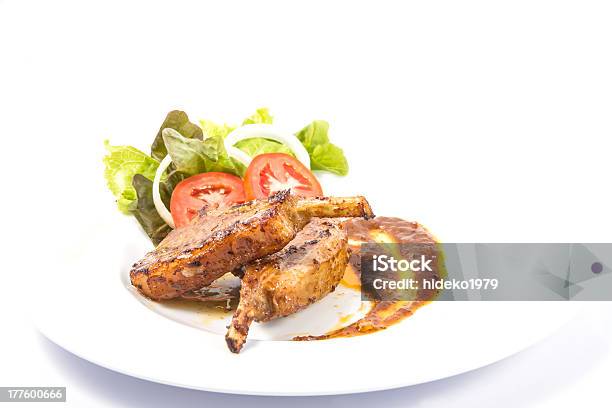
170 172 246 228
244 153 323 200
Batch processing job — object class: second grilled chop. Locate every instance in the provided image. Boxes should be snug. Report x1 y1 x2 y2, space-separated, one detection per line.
226 218 349 353
130 190 372 300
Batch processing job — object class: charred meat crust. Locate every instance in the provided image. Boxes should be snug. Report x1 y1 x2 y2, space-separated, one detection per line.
130 191 373 300
295 196 374 220
225 218 349 353
130 191 300 300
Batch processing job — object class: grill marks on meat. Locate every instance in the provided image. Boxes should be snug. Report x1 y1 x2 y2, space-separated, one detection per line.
130 191 299 300
225 218 349 353
130 191 372 300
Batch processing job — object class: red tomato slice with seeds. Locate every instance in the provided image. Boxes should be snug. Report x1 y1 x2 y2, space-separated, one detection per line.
243 153 323 200
170 172 246 228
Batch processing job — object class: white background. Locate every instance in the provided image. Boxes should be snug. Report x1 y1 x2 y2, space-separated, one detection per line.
1 0 611 406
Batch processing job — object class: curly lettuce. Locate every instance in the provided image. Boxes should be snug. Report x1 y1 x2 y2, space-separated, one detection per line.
131 172 184 245
198 108 348 174
103 141 160 213
162 128 244 177
151 110 203 161
241 107 273 125
296 120 349 175
104 108 349 245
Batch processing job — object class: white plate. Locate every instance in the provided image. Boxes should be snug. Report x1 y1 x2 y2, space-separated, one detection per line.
33 190 578 396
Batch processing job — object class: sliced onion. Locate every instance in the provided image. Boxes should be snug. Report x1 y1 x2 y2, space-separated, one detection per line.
153 124 310 229
224 124 311 168
153 155 175 229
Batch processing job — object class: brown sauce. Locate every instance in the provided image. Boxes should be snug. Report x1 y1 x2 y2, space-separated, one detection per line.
165 216 439 341
164 274 241 318
294 301 425 340
295 216 440 341
160 298 235 323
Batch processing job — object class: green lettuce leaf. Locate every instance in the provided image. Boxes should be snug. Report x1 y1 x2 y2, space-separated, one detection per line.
242 107 273 125
132 172 184 245
296 120 349 175
202 107 290 158
151 111 203 161
199 119 235 140
198 107 272 140
234 138 293 157
296 120 330 147
162 128 218 174
103 141 160 214
162 128 244 177
196 109 349 175
310 143 349 175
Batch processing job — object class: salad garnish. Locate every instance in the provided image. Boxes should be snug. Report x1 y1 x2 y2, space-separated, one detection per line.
103 108 349 244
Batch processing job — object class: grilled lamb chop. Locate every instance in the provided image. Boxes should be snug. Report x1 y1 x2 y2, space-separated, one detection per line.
130 191 372 300
226 218 349 353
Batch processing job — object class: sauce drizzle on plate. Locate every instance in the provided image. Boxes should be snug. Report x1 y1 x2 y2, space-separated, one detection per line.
295 216 440 341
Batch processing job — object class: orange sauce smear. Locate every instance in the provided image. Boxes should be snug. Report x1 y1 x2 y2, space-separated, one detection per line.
295 216 440 341
339 263 361 290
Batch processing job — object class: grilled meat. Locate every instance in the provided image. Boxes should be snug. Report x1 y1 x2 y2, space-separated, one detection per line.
226 218 349 353
130 190 372 300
